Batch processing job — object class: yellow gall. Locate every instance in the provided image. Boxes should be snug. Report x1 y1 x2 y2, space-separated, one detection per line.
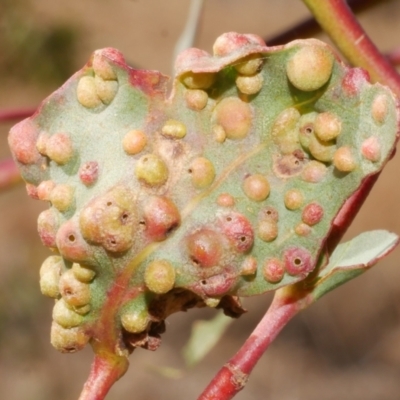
94 75 118 104
51 322 90 353
314 112 342 141
121 310 149 333
72 304 91 316
372 94 388 124
258 220 278 242
135 154 169 186
284 189 304 210
36 131 49 155
161 119 187 139
301 160 327 183
72 263 96 283
189 157 216 188
77 75 102 108
333 146 357 172
286 44 334 91
309 135 335 162
50 184 75 212
295 222 312 236
52 298 83 328
263 258 285 283
181 72 216 89
46 133 74 165
39 255 62 298
59 269 91 307
213 125 226 143
271 107 301 154
361 136 381 162
214 97 252 140
185 89 208 111
234 53 263 75
92 53 117 80
122 129 147 155
217 193 235 207
236 73 264 95
144 259 175 294
242 174 270 202
240 256 258 276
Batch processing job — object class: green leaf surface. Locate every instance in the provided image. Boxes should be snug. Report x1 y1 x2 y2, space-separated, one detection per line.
312 230 399 300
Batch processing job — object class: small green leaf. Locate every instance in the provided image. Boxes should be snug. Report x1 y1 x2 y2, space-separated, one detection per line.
312 230 399 300
182 311 233 366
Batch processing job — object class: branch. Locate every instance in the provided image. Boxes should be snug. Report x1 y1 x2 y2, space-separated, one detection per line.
266 0 383 46
78 352 129 400
197 287 310 400
302 0 400 96
0 108 35 123
0 158 22 191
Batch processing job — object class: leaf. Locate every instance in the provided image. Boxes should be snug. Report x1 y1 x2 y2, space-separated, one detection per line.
8 32 399 362
182 311 233 366
312 230 399 300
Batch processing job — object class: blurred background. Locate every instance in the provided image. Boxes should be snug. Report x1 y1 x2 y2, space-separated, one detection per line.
2 0 400 399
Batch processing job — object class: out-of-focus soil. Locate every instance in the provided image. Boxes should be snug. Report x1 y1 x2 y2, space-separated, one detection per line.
2 1 400 399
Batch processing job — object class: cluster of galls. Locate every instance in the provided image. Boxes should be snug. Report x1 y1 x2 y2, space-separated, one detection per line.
8 32 398 354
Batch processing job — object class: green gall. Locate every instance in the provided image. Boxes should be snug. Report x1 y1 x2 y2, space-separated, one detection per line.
135 154 169 186
161 119 187 139
308 135 335 162
80 186 137 253
77 75 102 108
271 108 301 154
50 184 75 212
51 322 90 353
95 75 118 104
72 263 96 283
314 112 342 141
59 269 91 307
181 72 216 89
121 310 149 334
144 260 176 294
39 255 62 298
52 298 84 328
286 43 334 91
234 53 263 75
236 73 264 95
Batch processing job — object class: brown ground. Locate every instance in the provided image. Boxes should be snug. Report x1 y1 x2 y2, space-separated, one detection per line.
2 1 400 399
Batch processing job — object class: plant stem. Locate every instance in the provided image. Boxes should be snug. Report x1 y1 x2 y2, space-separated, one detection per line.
78 352 129 400
0 158 22 191
266 0 381 46
0 107 35 122
302 0 400 96
197 288 310 400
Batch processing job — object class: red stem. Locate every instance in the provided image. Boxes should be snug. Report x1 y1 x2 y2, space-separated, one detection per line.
0 158 22 190
198 291 307 400
78 353 129 400
0 108 35 122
